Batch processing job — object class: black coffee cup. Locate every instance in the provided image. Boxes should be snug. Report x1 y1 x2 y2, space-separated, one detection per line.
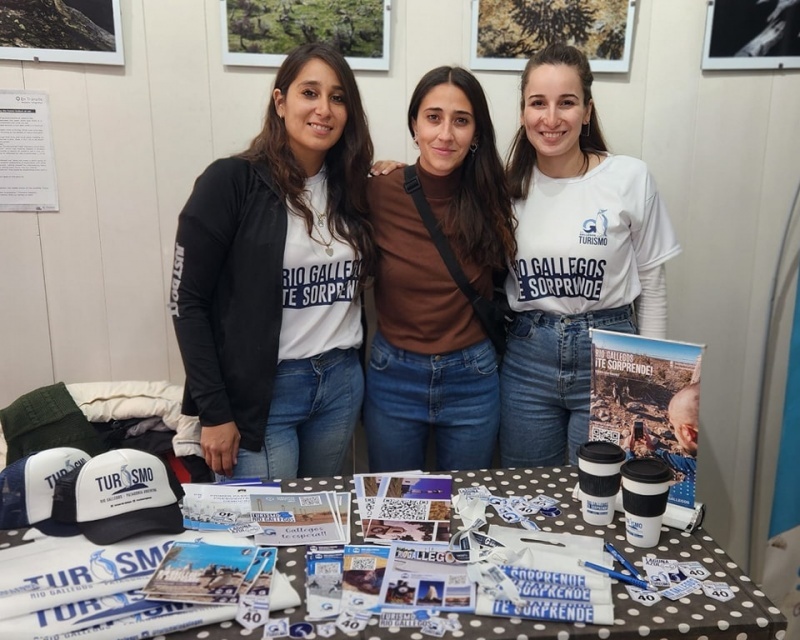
620 458 674 547
577 441 626 525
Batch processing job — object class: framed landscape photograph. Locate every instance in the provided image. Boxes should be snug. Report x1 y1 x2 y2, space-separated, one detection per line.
0 0 124 66
702 0 800 71
221 0 391 71
470 0 636 73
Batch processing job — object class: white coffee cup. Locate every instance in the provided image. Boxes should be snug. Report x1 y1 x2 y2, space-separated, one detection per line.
620 458 673 548
577 442 626 526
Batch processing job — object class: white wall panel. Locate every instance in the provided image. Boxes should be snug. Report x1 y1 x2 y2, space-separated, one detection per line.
23 64 112 385
205 0 272 160
144 0 216 383
84 0 168 380
361 0 408 162
0 63 54 407
681 72 773 563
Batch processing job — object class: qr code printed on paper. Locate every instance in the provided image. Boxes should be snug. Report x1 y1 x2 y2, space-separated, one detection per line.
314 561 341 575
590 425 620 445
349 557 377 571
376 498 429 521
299 495 323 506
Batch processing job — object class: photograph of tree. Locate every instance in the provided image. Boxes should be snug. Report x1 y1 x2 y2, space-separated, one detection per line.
221 0 391 70
0 0 123 66
470 0 635 73
702 0 800 70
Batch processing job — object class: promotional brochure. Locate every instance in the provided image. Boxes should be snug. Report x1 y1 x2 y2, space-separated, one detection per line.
589 329 706 508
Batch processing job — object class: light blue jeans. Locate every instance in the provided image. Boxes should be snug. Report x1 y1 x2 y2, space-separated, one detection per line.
499 306 636 468
231 348 362 480
363 331 500 472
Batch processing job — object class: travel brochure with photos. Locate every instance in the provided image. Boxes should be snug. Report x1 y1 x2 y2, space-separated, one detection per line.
354 473 453 544
305 545 345 620
142 542 276 606
181 482 281 531
378 542 475 612
180 482 350 545
251 491 349 546
341 545 392 613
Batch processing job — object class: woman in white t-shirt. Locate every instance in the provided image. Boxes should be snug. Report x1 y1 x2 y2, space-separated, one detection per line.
500 43 682 467
172 43 375 480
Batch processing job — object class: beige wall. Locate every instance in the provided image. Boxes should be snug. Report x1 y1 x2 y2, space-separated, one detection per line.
1 0 799 576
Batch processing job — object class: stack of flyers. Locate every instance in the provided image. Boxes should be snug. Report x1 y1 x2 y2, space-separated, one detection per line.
354 473 452 544
251 491 350 546
341 545 391 613
142 542 276 605
378 542 475 612
305 545 344 620
181 482 281 531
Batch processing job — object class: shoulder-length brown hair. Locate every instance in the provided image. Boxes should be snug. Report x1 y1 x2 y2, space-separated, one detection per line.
239 42 376 281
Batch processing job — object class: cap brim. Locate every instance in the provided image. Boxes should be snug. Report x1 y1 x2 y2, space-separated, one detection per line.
78 504 185 545
34 518 81 537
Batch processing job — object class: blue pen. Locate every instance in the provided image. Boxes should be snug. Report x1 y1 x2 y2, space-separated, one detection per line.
578 559 657 591
604 541 644 580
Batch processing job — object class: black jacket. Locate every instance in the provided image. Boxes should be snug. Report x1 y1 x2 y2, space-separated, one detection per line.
171 157 286 451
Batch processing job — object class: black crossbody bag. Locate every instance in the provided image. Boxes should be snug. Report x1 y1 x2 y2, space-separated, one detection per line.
403 165 513 355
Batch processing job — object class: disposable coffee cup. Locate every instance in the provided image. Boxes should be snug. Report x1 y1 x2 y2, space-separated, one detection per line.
577 441 626 526
620 458 673 548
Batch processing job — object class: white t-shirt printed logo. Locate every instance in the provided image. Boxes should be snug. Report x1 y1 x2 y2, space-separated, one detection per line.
282 260 362 309
513 256 606 303
513 206 610 302
505 155 681 316
579 209 609 245
279 168 363 361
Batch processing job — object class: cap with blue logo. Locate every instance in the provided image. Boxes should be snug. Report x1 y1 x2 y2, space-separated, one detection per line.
51 448 185 545
0 447 90 536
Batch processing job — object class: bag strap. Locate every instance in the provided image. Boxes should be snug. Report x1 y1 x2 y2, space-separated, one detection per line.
403 165 481 305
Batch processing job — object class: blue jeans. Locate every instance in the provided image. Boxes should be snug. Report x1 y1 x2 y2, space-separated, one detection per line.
231 348 362 480
363 331 500 472
499 306 636 468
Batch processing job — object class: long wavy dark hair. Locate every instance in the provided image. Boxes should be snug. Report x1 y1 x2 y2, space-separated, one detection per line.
506 43 610 200
408 67 517 267
239 42 376 282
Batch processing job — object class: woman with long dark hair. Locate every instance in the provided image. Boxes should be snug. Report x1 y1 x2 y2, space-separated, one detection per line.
364 66 516 472
500 43 681 468
172 42 375 479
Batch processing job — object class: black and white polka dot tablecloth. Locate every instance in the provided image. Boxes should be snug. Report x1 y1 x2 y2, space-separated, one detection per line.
2 467 787 640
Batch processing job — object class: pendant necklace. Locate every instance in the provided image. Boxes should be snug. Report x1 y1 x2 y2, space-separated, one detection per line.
313 214 334 256
304 187 334 256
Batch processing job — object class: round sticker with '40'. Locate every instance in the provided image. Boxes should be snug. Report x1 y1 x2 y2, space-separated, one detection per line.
702 581 734 602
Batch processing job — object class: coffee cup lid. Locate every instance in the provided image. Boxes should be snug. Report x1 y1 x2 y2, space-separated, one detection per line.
577 441 626 464
620 458 673 484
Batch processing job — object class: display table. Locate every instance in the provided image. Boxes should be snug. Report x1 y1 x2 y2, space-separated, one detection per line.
0 466 787 639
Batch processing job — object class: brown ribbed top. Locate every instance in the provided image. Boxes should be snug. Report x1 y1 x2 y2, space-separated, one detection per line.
367 160 492 354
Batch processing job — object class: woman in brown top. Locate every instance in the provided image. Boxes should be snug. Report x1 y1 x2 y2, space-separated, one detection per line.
364 66 516 472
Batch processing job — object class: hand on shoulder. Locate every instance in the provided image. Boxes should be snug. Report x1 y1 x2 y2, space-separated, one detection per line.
369 160 407 176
